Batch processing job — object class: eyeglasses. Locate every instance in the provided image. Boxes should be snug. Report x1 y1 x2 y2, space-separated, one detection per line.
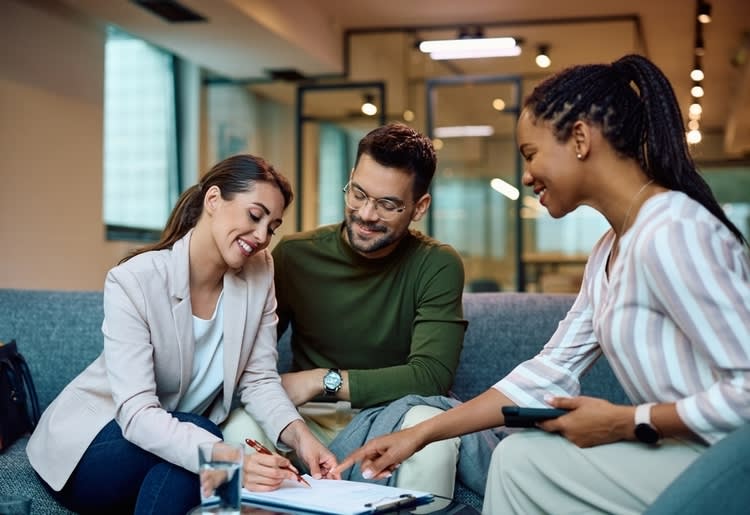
343 183 407 220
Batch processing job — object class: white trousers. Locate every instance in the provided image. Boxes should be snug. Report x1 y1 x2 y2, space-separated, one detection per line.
222 403 460 498
482 430 705 515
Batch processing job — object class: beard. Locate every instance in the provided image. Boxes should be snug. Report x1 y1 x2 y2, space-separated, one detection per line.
344 212 404 256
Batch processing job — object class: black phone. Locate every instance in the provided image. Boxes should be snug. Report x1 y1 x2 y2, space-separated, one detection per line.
501 406 569 427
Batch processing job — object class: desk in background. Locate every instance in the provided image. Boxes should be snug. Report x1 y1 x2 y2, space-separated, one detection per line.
523 252 588 293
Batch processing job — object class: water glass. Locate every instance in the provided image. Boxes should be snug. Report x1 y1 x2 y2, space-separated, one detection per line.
198 441 243 514
0 495 31 515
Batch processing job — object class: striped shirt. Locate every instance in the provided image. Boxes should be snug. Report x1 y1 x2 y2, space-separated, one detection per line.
495 191 750 444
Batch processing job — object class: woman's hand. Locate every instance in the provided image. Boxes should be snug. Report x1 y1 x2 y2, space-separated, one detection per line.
295 430 340 480
539 395 634 447
279 420 340 480
335 427 421 480
242 450 303 492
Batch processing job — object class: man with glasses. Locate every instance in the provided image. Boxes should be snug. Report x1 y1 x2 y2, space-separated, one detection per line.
223 123 469 498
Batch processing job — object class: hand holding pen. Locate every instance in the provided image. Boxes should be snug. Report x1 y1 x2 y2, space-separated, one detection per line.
245 438 312 488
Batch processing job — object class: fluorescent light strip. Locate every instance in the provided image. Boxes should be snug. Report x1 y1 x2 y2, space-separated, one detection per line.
434 125 494 138
490 178 520 200
429 46 522 60
419 37 517 53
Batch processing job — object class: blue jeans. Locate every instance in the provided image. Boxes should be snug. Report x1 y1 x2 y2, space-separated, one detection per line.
645 424 750 515
44 412 222 515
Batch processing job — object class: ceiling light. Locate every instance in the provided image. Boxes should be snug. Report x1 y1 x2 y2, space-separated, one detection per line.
492 98 506 111
697 1 712 24
432 138 444 150
686 128 702 144
535 45 551 68
428 46 522 60
687 119 700 131
688 102 702 120
402 109 415 122
419 36 521 60
690 84 704 98
490 178 520 200
361 94 377 116
690 57 704 81
419 36 517 54
434 125 494 138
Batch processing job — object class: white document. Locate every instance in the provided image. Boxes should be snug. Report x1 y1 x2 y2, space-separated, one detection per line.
241 475 434 514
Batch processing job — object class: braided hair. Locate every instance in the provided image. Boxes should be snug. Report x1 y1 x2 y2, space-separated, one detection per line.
120 154 293 264
525 54 746 244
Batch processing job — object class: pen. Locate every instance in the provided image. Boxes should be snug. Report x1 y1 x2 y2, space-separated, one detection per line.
245 438 312 488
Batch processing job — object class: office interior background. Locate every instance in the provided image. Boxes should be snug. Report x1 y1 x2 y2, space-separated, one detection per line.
1 0 749 293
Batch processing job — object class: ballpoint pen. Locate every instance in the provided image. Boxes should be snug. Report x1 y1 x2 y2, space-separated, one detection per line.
245 438 312 487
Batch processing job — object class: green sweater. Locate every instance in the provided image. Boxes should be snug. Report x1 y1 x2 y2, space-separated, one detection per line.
272 223 467 408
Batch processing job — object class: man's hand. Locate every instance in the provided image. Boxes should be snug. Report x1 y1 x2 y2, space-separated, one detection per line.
538 395 634 447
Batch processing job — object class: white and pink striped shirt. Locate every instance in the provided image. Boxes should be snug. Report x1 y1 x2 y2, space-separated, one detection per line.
495 191 750 444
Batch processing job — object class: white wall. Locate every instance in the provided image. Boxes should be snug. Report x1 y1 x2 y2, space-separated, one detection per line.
0 0 132 291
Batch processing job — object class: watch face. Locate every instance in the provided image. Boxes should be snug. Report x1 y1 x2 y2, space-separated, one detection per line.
635 423 660 444
323 370 342 393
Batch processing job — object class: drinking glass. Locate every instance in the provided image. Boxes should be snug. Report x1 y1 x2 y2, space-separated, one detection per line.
198 441 244 514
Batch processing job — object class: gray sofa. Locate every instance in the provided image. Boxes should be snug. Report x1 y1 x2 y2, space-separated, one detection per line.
0 288 627 514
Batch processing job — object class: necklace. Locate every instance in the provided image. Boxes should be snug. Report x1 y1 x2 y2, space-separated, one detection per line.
620 179 654 236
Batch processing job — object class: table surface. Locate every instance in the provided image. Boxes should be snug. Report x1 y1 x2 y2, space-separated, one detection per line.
188 494 480 514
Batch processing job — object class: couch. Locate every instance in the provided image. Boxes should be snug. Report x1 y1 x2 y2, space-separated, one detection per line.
0 288 628 514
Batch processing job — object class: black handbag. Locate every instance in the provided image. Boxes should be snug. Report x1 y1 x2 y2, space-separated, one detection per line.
0 339 41 452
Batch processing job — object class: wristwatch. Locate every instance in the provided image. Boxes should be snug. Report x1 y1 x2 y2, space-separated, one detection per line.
634 403 661 444
323 368 342 396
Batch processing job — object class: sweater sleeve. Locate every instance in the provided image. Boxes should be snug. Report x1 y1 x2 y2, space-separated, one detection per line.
348 244 467 408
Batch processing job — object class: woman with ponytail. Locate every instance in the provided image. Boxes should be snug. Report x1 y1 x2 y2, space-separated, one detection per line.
336 55 750 514
28 154 338 514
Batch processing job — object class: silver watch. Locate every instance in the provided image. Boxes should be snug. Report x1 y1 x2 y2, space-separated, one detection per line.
323 368 342 396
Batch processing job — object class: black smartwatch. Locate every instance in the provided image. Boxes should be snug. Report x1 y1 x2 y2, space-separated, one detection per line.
322 368 342 396
634 403 661 444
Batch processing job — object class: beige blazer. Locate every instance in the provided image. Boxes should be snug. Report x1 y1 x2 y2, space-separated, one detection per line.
27 231 301 491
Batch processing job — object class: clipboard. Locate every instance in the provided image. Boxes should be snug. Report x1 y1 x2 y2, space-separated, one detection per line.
241 475 434 514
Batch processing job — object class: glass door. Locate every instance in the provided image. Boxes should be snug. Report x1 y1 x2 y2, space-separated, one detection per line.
425 76 523 291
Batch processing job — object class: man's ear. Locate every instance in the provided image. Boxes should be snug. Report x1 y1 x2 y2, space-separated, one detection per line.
411 193 431 222
572 120 592 160
203 185 221 215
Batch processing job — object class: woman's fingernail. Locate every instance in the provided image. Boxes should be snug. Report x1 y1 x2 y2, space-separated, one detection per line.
362 469 373 479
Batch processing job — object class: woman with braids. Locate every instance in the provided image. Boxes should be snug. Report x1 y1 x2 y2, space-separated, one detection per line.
336 54 750 514
27 154 338 514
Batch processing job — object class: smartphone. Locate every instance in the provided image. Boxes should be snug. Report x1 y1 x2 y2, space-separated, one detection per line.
502 406 569 427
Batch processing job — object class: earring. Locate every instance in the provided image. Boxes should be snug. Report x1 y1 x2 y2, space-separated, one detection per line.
576 153 583 160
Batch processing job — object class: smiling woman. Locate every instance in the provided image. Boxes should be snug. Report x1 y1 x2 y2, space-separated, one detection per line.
25 154 340 515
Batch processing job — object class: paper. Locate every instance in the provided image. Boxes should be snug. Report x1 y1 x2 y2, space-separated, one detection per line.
241 476 433 514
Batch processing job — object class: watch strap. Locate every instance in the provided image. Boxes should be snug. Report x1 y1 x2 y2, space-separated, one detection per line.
634 402 656 426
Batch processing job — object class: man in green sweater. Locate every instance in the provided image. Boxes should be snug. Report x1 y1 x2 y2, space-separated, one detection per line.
224 123 467 497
